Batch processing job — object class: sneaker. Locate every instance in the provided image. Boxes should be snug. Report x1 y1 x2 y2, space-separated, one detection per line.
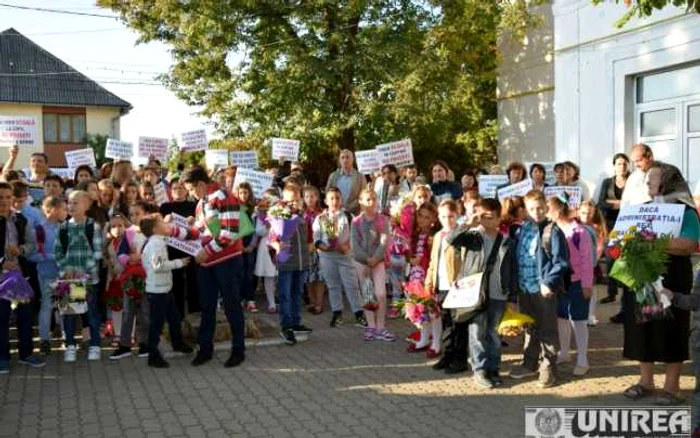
191 351 213 366
364 327 375 341
87 346 101 361
292 325 313 334
374 328 396 342
40 340 52 355
405 330 421 343
509 365 538 379
137 344 149 358
489 370 504 387
330 312 344 328
266 306 278 314
588 317 599 327
473 371 494 389
433 354 453 370
148 352 170 369
599 296 616 304
224 352 245 368
0 360 8 374
18 355 46 368
109 346 132 360
354 312 368 328
573 365 590 376
172 343 194 354
64 345 77 363
387 307 400 319
444 362 468 375
279 329 297 346
426 348 440 359
537 368 557 388
610 312 623 324
246 301 259 313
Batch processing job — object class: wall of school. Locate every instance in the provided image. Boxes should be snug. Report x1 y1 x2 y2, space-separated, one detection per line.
86 106 120 139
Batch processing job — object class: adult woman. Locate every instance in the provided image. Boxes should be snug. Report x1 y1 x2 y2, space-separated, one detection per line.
623 161 699 405
529 163 548 192
563 161 591 201
74 165 95 185
553 163 567 186
430 160 462 204
460 171 478 194
496 162 528 200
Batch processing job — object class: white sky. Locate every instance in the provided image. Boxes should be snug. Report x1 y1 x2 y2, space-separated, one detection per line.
0 0 219 143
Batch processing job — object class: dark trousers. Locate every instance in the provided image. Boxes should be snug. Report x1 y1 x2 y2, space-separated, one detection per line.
147 292 184 353
606 257 623 299
241 250 256 302
442 308 469 366
519 292 559 372
171 263 199 318
277 270 304 330
0 300 33 361
197 256 245 356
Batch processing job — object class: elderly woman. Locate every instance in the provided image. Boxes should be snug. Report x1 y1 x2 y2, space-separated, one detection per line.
623 161 700 405
326 149 367 215
430 160 462 204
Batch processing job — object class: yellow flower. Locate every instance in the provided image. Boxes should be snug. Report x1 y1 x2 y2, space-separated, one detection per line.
609 230 619 239
70 284 87 301
628 225 638 233
623 234 633 242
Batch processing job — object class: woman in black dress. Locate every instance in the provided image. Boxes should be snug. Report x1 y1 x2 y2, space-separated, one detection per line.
623 161 700 405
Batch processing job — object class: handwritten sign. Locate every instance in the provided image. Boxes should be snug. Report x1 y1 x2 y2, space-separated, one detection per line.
64 148 96 171
105 139 134 161
478 175 509 199
0 116 38 147
544 186 582 209
153 182 169 206
205 149 229 170
525 161 556 185
497 179 533 200
271 138 300 161
355 149 381 175
166 213 202 256
376 139 414 168
229 151 258 169
138 137 169 161
614 203 685 237
233 167 274 198
180 129 208 152
49 168 73 180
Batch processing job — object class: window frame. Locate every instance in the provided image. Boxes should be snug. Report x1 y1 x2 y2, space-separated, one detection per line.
42 106 86 145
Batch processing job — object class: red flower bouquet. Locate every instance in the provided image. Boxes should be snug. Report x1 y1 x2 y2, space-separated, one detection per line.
399 281 439 328
103 278 124 311
119 263 146 301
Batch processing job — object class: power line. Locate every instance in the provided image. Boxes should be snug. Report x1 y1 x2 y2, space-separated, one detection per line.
0 2 119 19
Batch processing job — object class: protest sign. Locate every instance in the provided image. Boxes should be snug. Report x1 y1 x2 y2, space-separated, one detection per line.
166 213 202 256
138 137 169 161
0 116 38 147
180 129 208 152
478 175 509 199
544 186 582 209
233 167 274 198
28 186 45 205
375 139 414 168
614 203 685 237
49 168 73 180
153 182 169 206
205 149 229 170
355 149 381 175
271 138 300 162
525 161 556 185
229 151 258 169
497 179 533 200
105 139 134 160
64 148 96 171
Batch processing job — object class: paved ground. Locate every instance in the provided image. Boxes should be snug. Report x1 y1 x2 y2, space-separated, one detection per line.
0 286 694 438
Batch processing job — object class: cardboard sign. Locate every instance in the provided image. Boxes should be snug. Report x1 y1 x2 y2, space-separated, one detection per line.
442 272 484 309
233 167 274 198
375 139 414 168
271 138 300 161
166 214 202 256
0 116 38 147
153 182 169 206
138 137 169 161
64 148 96 171
205 149 229 170
355 149 381 175
49 168 73 180
28 187 45 205
544 186 582 209
105 139 134 161
180 129 208 152
478 175 509 199
614 203 685 238
497 179 533 200
229 151 258 169
525 161 556 185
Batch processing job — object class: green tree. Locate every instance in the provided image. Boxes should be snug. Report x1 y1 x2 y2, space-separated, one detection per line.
86 133 109 167
592 0 700 28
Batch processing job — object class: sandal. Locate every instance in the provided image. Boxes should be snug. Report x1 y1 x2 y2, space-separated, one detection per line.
654 390 686 406
623 384 654 400
406 344 428 353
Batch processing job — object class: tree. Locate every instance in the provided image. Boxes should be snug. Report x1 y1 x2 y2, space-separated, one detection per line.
86 133 109 167
592 0 700 28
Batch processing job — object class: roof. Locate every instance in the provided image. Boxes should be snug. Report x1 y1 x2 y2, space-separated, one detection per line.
0 28 132 113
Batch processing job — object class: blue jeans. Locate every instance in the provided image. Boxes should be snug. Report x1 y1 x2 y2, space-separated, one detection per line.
277 270 304 330
147 293 184 353
197 256 245 356
0 300 33 361
63 284 101 347
38 273 55 342
469 300 506 373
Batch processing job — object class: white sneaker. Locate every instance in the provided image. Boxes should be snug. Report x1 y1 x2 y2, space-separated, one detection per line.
87 346 101 361
64 345 77 363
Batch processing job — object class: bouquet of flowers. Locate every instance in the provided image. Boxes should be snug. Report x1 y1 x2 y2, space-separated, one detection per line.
119 262 146 301
268 200 302 263
607 224 673 323
53 274 90 315
319 214 340 249
103 278 123 311
390 193 413 226
398 281 439 328
0 269 34 307
498 307 535 337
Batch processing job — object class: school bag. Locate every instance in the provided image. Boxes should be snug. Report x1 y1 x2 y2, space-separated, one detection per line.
541 222 573 292
58 219 95 256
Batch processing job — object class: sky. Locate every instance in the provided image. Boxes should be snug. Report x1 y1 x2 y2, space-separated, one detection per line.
0 0 218 143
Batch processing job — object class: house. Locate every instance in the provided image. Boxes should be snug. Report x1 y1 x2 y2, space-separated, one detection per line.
0 27 131 167
498 2 700 195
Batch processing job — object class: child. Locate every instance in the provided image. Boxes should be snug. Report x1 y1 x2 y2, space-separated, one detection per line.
104 213 128 346
43 174 65 200
548 195 594 376
269 184 313 345
500 196 526 239
139 214 194 368
352 189 394 342
116 181 140 217
254 189 279 313
303 185 324 314
313 187 366 328
510 190 570 387
238 182 259 313
578 200 607 326
55 190 104 362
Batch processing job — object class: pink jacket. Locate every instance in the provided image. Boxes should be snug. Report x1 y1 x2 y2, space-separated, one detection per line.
562 222 594 289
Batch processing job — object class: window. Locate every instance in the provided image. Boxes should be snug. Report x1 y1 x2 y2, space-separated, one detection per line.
689 105 700 133
637 64 700 103
640 109 675 137
43 114 57 143
42 108 86 144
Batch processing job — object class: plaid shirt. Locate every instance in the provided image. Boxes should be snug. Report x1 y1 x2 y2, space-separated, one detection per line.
517 221 540 294
54 218 103 285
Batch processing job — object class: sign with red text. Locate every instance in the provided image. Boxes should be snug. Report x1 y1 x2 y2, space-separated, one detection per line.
0 116 38 147
180 129 208 152
138 137 169 161
105 139 134 160
355 149 381 175
376 139 414 168
166 213 202 256
271 138 300 161
64 148 96 171
614 203 685 237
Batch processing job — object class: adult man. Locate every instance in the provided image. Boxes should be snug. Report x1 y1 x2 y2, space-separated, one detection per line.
181 165 248 368
399 164 418 195
325 149 367 215
621 143 654 207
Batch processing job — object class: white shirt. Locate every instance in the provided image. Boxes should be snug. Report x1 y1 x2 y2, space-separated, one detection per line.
620 169 650 207
437 237 450 291
141 235 186 294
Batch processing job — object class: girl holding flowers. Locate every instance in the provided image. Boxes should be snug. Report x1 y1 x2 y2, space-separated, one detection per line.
254 188 280 313
303 185 324 314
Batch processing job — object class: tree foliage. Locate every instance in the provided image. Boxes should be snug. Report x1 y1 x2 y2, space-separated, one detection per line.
592 0 700 28
86 133 109 167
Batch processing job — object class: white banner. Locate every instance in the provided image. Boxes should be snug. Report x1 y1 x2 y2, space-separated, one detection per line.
544 186 582 209
478 175 509 199
0 116 38 147
271 138 300 161
64 148 96 171
205 149 229 170
375 139 414 168
355 149 381 175
229 150 258 169
525 161 556 185
138 137 169 161
166 213 202 256
233 167 274 198
180 129 208 152
105 139 134 161
496 179 533 200
49 168 73 180
153 182 169 206
614 203 685 237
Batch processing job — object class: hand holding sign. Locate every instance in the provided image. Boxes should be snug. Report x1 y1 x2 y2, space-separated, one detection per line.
271 138 300 162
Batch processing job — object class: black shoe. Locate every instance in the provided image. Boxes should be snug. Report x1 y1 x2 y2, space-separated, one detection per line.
224 352 245 368
137 344 149 358
610 313 623 324
292 324 313 334
501 339 509 347
191 351 213 366
109 346 132 360
444 362 468 375
488 370 504 387
330 312 344 328
148 353 170 368
354 311 368 327
280 329 297 345
172 343 194 354
40 340 51 355
599 296 616 304
433 353 453 370
473 371 494 388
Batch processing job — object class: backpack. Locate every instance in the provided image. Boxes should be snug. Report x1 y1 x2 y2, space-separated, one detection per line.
58 220 95 257
541 222 573 292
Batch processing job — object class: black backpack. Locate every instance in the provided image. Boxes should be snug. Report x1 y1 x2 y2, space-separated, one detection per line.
541 222 573 292
58 220 95 256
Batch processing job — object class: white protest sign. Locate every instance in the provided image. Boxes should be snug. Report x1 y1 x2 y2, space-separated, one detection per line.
478 175 509 199
613 203 685 237
205 149 229 170
166 214 202 257
525 162 556 185
233 167 274 198
64 148 96 171
229 151 258 169
375 139 414 168
105 139 134 160
497 179 533 200
49 168 73 180
153 182 169 206
544 186 582 209
138 137 169 161
180 129 208 152
355 149 381 175
271 138 300 161
0 116 38 147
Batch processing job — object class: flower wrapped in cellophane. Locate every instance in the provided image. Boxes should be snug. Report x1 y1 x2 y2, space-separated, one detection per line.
52 274 91 315
398 281 439 328
498 307 535 337
0 270 34 307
